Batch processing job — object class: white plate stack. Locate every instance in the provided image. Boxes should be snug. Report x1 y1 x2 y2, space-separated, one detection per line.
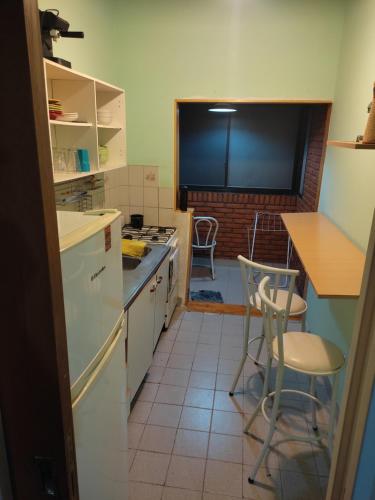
56 112 79 122
97 110 113 125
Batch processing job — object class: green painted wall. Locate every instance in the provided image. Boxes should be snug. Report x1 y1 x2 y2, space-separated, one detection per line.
113 0 345 186
38 0 118 82
306 0 375 394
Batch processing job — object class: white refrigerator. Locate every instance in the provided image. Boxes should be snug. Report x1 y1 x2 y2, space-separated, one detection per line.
57 209 128 500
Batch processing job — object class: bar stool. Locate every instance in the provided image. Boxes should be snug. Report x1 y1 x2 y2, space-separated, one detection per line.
245 276 345 483
229 255 307 396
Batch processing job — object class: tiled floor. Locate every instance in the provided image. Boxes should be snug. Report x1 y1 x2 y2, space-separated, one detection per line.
128 309 331 499
190 258 244 304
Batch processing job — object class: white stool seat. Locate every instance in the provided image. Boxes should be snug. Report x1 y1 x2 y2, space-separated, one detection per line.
272 332 345 374
251 289 307 315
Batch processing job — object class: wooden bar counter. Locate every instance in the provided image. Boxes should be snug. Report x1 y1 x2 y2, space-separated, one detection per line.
281 212 365 298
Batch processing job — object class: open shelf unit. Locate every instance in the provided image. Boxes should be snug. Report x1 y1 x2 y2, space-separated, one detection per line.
44 59 126 183
327 140 375 150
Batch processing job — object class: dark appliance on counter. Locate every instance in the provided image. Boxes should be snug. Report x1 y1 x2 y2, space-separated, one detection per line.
39 9 84 68
130 213 144 229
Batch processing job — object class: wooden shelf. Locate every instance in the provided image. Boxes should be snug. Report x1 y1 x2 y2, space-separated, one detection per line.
327 140 375 150
53 164 126 184
97 124 123 130
49 120 93 127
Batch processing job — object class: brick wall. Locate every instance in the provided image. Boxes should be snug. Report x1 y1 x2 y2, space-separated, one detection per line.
188 191 297 261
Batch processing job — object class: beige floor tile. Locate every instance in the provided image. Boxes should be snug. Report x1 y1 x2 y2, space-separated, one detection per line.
138 425 176 454
216 373 243 392
166 455 206 491
203 494 240 500
220 346 243 361
211 410 244 436
160 329 178 342
129 451 170 485
280 470 323 500
204 459 243 498
156 338 175 354
152 352 170 367
148 403 182 428
129 481 163 500
129 401 153 424
168 354 194 370
155 384 187 405
128 448 136 470
276 441 318 475
147 366 165 383
161 368 191 387
138 382 160 402
199 333 222 345
179 406 212 432
189 371 216 390
172 341 197 356
214 391 244 413
243 466 282 500
218 358 241 375
201 322 222 334
208 433 243 463
180 320 202 334
128 422 145 449
220 333 244 347
192 355 218 373
176 330 200 343
162 487 202 500
196 343 220 357
173 428 209 458
185 388 215 409
243 434 279 469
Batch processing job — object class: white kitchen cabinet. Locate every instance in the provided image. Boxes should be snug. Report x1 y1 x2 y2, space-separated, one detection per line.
127 277 156 401
153 257 169 349
127 253 170 402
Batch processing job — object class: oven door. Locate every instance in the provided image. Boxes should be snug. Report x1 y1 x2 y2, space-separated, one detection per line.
169 247 179 294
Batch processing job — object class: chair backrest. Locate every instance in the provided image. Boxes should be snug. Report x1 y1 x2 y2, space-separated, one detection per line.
258 275 286 363
193 216 219 247
237 254 299 330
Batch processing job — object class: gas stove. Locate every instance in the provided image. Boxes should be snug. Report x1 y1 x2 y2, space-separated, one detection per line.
121 224 176 245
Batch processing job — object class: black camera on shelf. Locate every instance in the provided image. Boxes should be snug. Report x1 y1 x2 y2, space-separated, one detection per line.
39 9 84 68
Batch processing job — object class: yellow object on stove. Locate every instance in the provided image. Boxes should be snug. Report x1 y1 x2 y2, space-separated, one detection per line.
122 239 146 258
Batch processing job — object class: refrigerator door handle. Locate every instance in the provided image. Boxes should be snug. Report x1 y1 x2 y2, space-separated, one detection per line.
72 320 124 410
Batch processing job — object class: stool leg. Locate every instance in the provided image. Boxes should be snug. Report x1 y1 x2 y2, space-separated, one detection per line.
301 311 307 332
328 373 339 453
254 324 265 366
309 376 318 431
230 307 251 396
248 362 283 483
210 247 215 280
244 356 272 434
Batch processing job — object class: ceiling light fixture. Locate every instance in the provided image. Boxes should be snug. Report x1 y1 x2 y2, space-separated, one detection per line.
208 103 237 113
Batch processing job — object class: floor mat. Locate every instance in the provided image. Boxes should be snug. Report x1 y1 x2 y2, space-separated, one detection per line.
190 290 224 303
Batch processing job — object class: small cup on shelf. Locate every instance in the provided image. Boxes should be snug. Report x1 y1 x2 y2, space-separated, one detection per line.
77 149 90 172
97 110 113 125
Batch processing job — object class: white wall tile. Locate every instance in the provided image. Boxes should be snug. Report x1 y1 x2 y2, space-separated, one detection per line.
129 186 144 206
119 186 129 206
144 207 159 226
159 187 174 209
104 171 116 190
119 206 129 225
144 187 158 208
119 166 129 186
129 206 144 218
144 166 159 187
129 165 144 186
159 208 174 227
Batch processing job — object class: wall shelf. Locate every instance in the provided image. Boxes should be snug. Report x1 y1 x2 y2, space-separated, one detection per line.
53 164 126 184
49 120 93 127
97 124 123 130
327 140 375 150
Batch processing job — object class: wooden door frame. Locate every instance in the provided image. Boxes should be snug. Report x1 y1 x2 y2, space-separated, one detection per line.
326 211 375 499
0 1 78 498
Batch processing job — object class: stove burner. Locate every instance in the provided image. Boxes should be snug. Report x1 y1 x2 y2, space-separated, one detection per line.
123 233 133 240
121 224 176 244
158 227 166 234
152 235 159 241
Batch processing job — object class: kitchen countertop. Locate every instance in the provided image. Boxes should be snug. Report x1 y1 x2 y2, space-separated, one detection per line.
123 243 170 310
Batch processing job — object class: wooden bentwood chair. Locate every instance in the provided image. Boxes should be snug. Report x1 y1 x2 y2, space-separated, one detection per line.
229 255 308 396
245 276 345 483
192 216 219 280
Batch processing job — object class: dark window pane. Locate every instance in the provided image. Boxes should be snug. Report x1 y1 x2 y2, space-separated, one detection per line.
228 105 301 190
179 104 227 187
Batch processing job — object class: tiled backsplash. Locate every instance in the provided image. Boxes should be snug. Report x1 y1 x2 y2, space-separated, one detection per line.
104 165 174 226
